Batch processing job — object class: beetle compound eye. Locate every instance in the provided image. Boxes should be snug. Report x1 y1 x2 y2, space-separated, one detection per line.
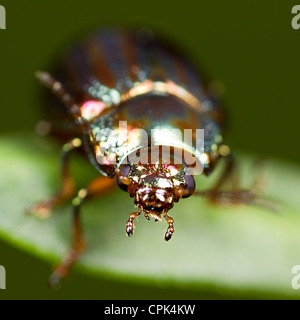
120 164 131 176
182 174 195 198
117 164 131 192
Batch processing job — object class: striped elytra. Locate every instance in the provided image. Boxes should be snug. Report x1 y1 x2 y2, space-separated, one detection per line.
43 28 225 177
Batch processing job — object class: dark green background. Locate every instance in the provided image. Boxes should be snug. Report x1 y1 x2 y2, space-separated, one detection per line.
0 0 299 299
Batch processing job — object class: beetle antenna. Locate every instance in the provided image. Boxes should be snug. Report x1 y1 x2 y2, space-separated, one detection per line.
35 71 95 138
125 208 142 237
35 71 81 118
163 210 174 241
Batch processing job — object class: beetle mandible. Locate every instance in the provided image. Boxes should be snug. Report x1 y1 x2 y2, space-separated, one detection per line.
27 28 260 286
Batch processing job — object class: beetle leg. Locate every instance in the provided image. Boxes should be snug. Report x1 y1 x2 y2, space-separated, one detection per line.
35 71 82 121
49 202 85 289
195 156 278 211
49 176 116 287
194 189 277 211
195 189 255 205
212 154 239 192
211 154 270 195
163 212 174 241
199 153 240 205
126 209 142 237
26 138 82 218
249 158 268 194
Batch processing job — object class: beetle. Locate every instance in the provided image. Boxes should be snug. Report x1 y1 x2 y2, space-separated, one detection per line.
27 27 260 286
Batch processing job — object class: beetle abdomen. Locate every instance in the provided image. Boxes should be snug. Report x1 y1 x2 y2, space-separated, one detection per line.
58 29 220 112
43 28 225 176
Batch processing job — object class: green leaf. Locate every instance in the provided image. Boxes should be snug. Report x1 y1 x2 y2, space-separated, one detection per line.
1 133 300 298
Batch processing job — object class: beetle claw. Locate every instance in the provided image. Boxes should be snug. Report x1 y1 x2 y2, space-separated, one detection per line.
25 202 51 219
48 273 62 290
126 223 134 237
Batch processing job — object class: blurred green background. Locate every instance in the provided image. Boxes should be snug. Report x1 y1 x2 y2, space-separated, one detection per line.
0 0 299 299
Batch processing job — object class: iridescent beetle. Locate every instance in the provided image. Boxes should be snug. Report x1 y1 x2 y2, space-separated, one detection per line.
28 28 259 286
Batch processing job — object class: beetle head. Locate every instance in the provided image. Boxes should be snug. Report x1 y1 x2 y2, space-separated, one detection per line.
116 161 195 239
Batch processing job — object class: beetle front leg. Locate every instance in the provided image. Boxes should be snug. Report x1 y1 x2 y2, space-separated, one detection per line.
195 152 244 204
210 153 238 193
204 154 239 205
49 175 116 287
49 199 85 289
26 138 82 218
195 155 277 211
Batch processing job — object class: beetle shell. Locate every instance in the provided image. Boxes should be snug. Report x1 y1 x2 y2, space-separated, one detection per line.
45 28 224 177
